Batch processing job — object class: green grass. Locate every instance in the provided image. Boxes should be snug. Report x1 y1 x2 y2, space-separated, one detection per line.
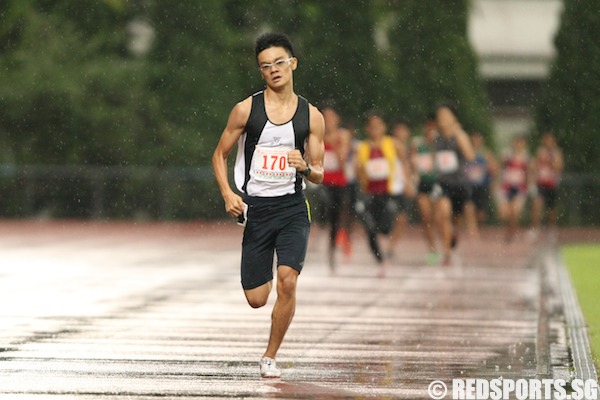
562 244 600 370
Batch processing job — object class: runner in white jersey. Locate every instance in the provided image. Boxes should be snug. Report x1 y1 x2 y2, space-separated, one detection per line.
212 33 324 379
387 119 415 260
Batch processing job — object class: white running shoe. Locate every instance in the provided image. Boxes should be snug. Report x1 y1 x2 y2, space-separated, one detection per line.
260 357 281 378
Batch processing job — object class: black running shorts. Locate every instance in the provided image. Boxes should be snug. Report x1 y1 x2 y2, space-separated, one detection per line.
537 186 558 209
240 191 311 290
439 180 471 216
471 184 490 211
418 180 435 195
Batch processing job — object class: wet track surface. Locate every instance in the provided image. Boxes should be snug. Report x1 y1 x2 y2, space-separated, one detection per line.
0 221 590 399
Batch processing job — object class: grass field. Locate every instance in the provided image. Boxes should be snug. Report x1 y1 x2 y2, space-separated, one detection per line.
562 244 600 369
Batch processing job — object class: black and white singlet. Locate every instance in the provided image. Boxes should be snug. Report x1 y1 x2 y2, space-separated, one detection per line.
234 91 310 197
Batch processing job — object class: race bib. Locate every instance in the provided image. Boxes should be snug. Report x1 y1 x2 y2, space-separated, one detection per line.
504 168 525 186
416 153 434 174
538 166 556 182
365 157 390 180
252 147 296 183
323 150 340 172
436 150 459 173
466 164 486 183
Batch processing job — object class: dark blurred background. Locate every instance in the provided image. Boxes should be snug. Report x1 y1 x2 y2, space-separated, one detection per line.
0 0 598 223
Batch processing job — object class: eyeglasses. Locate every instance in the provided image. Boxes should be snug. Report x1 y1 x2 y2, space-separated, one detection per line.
259 58 294 72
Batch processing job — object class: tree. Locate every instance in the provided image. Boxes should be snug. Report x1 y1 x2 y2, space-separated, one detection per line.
146 0 250 165
378 0 492 139
292 1 383 122
0 1 166 165
535 0 600 173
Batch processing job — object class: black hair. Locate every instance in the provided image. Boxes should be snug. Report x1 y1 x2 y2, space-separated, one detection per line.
320 99 338 112
364 109 385 122
392 117 410 129
255 32 295 59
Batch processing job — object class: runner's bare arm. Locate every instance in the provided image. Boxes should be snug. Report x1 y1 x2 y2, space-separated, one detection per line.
554 148 564 173
486 149 500 178
456 129 476 162
288 104 324 184
395 139 415 197
212 98 252 217
336 127 352 164
305 104 325 184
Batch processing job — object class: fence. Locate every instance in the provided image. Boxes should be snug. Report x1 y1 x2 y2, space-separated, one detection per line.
0 165 223 220
0 164 598 225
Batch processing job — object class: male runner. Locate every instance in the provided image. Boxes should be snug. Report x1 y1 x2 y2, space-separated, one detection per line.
464 132 498 225
432 104 475 266
498 135 530 243
412 115 440 264
356 111 399 277
387 119 415 260
321 105 351 272
529 132 563 240
212 33 324 378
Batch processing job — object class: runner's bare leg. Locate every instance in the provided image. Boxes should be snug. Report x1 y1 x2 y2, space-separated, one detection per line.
263 266 298 359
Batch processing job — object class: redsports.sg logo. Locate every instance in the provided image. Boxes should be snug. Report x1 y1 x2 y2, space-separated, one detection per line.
428 378 599 400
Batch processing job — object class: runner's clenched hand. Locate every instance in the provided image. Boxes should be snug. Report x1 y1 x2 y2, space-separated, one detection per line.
287 149 308 172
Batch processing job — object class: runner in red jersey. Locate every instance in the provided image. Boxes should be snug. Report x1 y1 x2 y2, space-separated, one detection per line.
529 132 563 241
497 135 530 243
321 105 351 272
356 111 399 277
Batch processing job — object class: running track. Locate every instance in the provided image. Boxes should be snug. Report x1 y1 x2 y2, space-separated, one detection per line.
0 221 595 399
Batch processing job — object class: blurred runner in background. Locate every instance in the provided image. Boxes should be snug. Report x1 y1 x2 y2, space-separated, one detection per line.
356 111 399 277
321 105 351 272
411 115 440 264
432 104 475 266
339 121 360 259
387 119 415 260
497 135 530 243
529 131 564 241
463 132 499 232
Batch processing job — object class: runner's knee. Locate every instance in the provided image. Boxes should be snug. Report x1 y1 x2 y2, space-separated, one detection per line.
246 294 269 309
277 268 298 297
244 282 271 308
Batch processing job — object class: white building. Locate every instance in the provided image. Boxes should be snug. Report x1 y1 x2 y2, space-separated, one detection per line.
468 0 563 146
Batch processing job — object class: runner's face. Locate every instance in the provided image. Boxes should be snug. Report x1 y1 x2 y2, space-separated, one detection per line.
323 108 340 131
542 134 555 148
393 124 410 142
514 137 526 152
366 116 386 140
257 47 296 89
423 121 436 142
436 107 457 135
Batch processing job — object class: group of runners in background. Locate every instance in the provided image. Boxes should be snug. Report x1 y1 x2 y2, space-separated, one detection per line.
311 103 564 275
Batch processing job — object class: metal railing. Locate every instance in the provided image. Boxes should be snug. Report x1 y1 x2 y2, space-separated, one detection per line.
0 164 222 220
0 164 598 225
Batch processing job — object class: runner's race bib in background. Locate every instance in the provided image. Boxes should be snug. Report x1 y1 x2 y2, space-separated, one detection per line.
323 150 340 172
365 157 390 181
504 168 526 186
252 146 296 183
436 150 459 174
466 163 486 184
416 153 434 174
